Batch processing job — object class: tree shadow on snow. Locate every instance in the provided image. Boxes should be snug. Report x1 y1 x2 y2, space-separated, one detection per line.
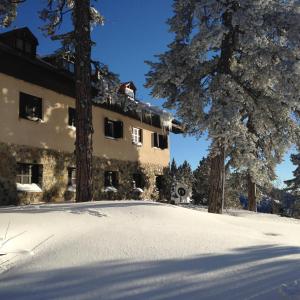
0 244 300 300
0 200 164 217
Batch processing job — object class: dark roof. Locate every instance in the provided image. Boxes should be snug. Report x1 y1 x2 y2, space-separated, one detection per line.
0 27 39 45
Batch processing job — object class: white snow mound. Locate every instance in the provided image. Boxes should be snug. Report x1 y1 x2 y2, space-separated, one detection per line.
0 200 300 300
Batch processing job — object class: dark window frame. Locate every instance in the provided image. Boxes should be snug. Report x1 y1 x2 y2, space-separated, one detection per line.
153 133 168 150
155 175 164 191
133 173 144 189
16 163 43 186
104 171 119 188
68 107 76 127
68 167 76 187
19 92 43 121
104 118 123 139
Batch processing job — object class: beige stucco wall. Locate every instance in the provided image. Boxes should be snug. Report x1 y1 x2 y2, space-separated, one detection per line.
0 73 170 166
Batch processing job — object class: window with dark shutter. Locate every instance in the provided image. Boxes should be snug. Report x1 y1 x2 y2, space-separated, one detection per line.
104 171 118 187
161 135 168 149
133 173 144 188
152 133 168 149
68 107 76 127
155 175 163 191
68 167 76 186
114 121 123 138
104 118 115 138
16 163 43 186
19 92 42 121
104 118 123 139
153 132 158 147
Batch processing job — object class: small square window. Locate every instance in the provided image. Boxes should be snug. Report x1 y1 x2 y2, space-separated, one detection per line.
17 163 42 186
104 171 118 188
104 118 123 139
133 173 144 189
19 92 42 121
153 133 168 149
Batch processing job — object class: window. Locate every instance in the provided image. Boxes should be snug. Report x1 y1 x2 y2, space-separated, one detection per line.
19 92 42 121
155 175 164 191
133 173 144 189
132 127 142 145
15 39 33 55
16 163 42 186
104 118 123 139
104 171 118 188
68 107 76 127
153 133 168 149
68 167 76 187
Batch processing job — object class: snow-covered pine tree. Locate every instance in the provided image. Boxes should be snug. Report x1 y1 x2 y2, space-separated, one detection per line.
192 157 210 205
1 1 104 202
285 153 300 197
146 0 300 214
0 0 23 27
177 160 194 190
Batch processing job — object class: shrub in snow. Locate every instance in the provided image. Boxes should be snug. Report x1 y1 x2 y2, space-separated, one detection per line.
0 176 18 206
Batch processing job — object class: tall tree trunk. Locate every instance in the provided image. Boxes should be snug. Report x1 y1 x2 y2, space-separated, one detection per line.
208 143 225 214
248 174 257 212
74 0 93 202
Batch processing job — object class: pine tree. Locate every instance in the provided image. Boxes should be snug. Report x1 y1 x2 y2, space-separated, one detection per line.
192 157 210 205
177 160 194 189
170 158 178 180
1 1 105 202
285 153 300 198
146 0 300 214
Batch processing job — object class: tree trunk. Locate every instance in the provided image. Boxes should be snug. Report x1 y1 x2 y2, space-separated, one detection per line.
74 0 93 202
208 144 225 214
248 174 257 212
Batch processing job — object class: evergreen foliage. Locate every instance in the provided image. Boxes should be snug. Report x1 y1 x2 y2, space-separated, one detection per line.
146 0 300 213
177 160 194 189
192 157 210 205
284 153 300 197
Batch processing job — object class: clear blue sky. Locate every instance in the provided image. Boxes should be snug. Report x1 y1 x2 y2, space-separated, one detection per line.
3 0 296 186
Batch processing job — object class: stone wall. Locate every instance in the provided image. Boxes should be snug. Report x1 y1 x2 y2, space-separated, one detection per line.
0 142 165 204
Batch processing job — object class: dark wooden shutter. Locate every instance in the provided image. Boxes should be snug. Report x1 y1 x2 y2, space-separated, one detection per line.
104 118 110 136
112 171 119 187
31 164 41 184
68 107 76 127
153 132 158 147
104 171 111 186
159 134 164 149
114 121 123 138
163 135 168 149
19 93 26 118
19 92 42 119
34 97 42 119
139 129 143 143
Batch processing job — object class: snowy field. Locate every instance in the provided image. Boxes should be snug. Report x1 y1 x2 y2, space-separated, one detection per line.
0 201 300 300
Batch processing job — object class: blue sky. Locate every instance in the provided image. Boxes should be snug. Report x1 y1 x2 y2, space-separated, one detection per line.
4 0 296 185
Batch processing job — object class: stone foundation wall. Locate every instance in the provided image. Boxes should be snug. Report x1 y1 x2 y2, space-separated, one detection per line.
0 142 166 204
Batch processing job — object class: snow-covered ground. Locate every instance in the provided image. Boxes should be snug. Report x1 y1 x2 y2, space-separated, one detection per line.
0 201 300 300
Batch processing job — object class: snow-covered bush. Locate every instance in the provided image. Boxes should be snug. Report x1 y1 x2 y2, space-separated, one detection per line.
0 176 18 206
